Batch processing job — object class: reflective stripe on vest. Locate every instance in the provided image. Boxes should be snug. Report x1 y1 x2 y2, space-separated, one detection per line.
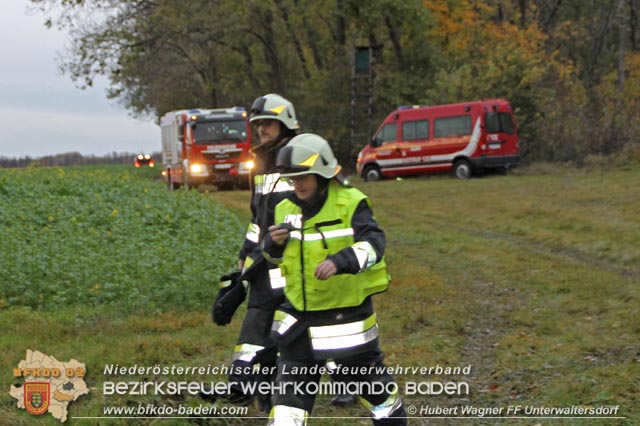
308 314 378 351
288 228 354 242
275 182 390 311
232 343 264 363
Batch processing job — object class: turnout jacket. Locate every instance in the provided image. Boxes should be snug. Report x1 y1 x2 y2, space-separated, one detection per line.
230 138 294 369
263 180 390 358
265 180 389 311
238 140 294 280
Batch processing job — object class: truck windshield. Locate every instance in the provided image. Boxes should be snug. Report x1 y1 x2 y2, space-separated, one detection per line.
192 119 247 143
484 112 515 134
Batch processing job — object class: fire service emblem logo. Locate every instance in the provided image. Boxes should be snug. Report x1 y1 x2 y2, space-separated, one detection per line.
24 382 50 416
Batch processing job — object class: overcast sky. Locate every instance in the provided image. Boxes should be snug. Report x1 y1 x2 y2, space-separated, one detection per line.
0 1 159 159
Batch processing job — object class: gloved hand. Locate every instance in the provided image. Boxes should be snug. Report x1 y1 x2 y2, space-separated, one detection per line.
212 272 247 325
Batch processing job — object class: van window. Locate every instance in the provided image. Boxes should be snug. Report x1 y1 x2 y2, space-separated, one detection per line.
434 115 472 138
402 120 429 141
373 123 397 146
485 112 515 134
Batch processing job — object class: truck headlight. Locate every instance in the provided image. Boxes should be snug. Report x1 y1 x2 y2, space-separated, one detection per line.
245 160 255 170
190 164 207 175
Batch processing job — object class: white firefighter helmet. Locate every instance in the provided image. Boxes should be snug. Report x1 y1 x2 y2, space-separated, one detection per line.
275 133 341 179
249 93 299 130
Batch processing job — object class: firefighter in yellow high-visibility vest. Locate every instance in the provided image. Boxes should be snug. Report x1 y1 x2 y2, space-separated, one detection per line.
263 133 407 425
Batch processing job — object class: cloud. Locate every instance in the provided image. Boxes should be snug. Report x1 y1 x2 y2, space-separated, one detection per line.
0 106 158 158
0 0 158 158
1 2 69 88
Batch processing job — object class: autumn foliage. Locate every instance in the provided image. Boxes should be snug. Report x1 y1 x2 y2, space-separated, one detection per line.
31 0 640 164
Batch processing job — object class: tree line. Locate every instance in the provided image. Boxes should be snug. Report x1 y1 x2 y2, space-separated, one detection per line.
0 151 161 168
30 0 640 166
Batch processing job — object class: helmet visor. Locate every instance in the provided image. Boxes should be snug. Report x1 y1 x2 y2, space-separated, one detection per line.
250 97 278 120
274 145 311 176
274 142 342 178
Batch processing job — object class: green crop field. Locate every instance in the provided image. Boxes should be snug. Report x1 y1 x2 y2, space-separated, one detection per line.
0 164 638 425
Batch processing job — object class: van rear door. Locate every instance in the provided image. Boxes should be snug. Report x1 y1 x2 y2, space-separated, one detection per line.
483 110 518 157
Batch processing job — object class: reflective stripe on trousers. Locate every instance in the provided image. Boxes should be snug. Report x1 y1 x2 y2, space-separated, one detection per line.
360 386 404 420
232 343 264 363
308 313 378 352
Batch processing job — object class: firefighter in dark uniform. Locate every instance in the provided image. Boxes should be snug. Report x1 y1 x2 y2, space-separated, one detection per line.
210 93 298 411
263 134 407 425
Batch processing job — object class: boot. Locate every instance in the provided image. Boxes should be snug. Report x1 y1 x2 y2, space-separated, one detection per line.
257 394 273 413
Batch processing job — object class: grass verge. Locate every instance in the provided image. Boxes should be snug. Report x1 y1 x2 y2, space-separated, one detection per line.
1 164 637 425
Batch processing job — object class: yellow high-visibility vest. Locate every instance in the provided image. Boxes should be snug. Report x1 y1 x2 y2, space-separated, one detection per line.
274 181 390 311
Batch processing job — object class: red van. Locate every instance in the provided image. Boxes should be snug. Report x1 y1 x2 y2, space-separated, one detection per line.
356 99 519 180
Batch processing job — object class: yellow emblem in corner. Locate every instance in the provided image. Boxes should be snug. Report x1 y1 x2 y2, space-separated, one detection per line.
299 153 319 167
269 105 286 114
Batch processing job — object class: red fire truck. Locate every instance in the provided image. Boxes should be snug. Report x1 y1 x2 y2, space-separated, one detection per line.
356 99 519 180
160 107 254 190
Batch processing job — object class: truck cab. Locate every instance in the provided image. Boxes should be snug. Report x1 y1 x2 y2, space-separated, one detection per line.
160 107 254 190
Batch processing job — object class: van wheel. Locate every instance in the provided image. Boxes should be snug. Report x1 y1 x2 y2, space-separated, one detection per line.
453 159 472 179
363 165 381 182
